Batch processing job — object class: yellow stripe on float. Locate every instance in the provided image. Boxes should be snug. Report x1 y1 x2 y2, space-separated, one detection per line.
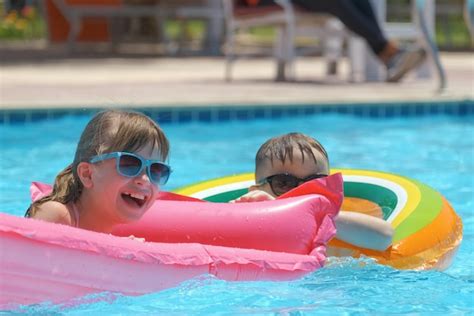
175 173 254 196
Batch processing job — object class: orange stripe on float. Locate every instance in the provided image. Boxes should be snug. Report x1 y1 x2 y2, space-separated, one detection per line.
391 198 460 257
328 198 463 270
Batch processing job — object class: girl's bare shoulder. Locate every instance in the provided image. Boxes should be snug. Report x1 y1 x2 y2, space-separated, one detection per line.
32 201 72 225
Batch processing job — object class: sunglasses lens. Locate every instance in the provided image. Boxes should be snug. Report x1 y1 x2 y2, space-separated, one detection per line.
118 154 142 177
271 174 299 196
150 163 171 185
304 174 327 181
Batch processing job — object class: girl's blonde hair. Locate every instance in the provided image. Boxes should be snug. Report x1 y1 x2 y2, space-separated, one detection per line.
26 110 169 217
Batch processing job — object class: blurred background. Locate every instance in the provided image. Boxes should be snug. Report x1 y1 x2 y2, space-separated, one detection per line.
0 0 472 109
0 0 471 58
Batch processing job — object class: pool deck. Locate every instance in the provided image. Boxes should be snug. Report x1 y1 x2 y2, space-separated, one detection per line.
0 46 472 110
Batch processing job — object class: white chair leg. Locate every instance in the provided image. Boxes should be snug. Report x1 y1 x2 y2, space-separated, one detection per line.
225 27 235 82
275 16 297 82
275 27 287 81
323 19 344 76
67 14 80 53
415 0 447 91
108 17 120 53
464 0 474 41
348 36 367 82
284 25 296 80
413 0 433 78
204 0 224 56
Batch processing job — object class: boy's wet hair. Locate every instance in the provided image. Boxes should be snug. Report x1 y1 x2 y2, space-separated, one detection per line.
26 110 169 217
255 132 328 168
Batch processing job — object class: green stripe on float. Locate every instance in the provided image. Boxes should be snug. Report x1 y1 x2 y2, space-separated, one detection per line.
204 188 249 202
392 180 443 243
344 182 398 220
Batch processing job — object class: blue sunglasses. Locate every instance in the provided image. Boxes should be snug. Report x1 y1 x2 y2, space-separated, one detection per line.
90 152 171 186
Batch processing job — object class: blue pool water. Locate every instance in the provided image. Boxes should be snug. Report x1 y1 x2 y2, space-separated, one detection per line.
0 111 473 314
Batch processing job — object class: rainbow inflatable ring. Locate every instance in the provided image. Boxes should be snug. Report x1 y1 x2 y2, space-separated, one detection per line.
175 169 463 271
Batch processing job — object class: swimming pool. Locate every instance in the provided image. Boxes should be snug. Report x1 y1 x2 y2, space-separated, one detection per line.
0 101 472 314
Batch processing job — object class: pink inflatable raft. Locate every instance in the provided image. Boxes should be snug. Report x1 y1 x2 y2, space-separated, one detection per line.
0 174 343 307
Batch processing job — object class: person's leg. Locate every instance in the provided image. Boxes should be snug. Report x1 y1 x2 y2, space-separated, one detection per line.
251 0 425 81
291 0 426 82
238 0 275 6
291 0 389 56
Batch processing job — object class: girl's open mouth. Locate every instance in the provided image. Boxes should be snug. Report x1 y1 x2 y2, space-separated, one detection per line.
121 192 148 208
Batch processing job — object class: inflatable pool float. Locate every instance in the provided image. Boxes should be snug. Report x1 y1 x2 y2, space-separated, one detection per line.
0 175 342 307
174 169 463 271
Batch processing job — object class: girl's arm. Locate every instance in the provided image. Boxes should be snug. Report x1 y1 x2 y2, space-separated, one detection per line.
335 211 394 251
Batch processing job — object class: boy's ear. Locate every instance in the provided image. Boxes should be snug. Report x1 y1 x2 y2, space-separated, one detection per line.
76 162 94 188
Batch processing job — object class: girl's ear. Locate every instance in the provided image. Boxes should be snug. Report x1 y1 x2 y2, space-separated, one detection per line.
76 162 94 188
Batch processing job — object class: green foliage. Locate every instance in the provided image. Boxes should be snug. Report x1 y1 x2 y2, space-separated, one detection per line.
436 14 472 49
0 6 46 40
165 20 205 41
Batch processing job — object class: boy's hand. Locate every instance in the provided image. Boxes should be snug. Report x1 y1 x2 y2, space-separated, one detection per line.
230 190 275 203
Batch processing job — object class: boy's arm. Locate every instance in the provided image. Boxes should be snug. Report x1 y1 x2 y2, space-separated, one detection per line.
230 190 275 203
335 211 394 251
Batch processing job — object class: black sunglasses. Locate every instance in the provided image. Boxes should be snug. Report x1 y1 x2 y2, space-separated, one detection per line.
257 173 328 196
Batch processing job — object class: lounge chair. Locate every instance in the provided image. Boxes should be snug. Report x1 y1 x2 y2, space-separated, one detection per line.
222 0 347 81
223 0 446 90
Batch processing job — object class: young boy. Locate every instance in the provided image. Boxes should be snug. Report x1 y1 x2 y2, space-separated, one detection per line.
232 132 394 251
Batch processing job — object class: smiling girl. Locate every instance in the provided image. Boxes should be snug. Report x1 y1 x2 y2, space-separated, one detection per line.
25 110 171 233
